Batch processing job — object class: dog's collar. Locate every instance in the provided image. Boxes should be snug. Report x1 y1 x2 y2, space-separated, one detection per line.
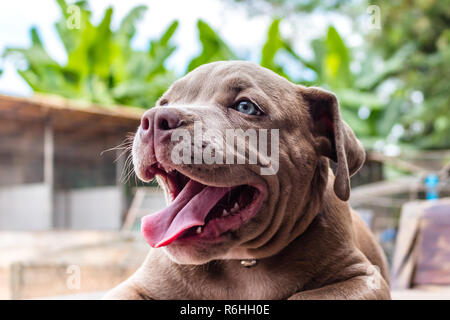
240 259 258 268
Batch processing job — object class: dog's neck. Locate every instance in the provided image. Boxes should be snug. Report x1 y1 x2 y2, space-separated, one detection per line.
238 159 330 260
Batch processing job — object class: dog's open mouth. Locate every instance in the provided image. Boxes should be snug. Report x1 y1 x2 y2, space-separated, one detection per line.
140 163 266 248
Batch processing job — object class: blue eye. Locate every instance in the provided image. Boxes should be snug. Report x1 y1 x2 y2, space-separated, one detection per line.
233 100 262 116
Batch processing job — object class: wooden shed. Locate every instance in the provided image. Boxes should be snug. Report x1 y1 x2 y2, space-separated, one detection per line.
0 94 143 230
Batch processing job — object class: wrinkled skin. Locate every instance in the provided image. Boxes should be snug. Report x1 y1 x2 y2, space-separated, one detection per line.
105 61 391 300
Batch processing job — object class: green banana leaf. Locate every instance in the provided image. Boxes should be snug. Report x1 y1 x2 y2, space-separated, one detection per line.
4 0 179 109
187 20 237 72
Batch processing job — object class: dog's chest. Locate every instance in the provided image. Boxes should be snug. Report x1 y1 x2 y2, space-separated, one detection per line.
172 263 300 300
227 267 299 299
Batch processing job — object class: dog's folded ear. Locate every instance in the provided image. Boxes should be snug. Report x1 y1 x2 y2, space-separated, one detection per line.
300 86 365 201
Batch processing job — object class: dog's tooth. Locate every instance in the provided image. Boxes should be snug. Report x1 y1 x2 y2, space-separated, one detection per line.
196 226 202 234
222 209 229 217
230 202 239 213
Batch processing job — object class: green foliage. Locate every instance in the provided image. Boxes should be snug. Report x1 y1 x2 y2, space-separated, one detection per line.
368 0 450 149
260 19 292 79
187 20 237 72
3 0 178 108
257 20 393 144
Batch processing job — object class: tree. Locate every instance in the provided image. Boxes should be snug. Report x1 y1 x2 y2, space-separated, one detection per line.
368 0 450 149
187 20 237 72
256 19 406 146
3 0 179 109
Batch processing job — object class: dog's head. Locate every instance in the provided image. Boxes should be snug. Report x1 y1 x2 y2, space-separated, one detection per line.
132 61 365 264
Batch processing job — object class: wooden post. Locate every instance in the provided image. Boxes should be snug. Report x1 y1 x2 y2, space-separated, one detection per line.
44 119 54 228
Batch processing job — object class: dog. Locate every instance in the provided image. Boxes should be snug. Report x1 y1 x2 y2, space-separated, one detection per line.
104 61 390 300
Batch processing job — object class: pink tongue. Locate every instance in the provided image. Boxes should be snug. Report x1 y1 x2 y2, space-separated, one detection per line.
141 180 231 248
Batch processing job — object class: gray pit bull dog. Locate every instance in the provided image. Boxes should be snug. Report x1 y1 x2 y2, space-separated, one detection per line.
104 61 390 300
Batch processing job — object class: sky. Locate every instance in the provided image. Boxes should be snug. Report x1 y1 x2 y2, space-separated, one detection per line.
0 0 357 97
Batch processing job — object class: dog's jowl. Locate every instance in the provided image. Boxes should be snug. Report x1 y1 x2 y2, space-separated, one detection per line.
104 61 391 300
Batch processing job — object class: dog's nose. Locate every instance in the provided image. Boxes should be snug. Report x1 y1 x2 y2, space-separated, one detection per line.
139 108 182 143
154 109 182 131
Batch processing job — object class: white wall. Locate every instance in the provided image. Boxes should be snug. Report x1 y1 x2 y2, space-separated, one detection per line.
0 183 52 230
0 184 142 230
56 186 123 230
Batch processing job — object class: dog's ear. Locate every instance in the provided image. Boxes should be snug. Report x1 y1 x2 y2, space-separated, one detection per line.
300 86 365 201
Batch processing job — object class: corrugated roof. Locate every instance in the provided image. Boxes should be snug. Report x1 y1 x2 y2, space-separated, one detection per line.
0 94 145 121
0 94 143 140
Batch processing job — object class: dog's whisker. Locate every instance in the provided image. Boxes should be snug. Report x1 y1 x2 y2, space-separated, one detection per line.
101 138 133 156
120 153 135 184
114 148 131 163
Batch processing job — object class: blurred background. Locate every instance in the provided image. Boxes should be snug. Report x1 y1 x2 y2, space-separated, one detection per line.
0 0 449 299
